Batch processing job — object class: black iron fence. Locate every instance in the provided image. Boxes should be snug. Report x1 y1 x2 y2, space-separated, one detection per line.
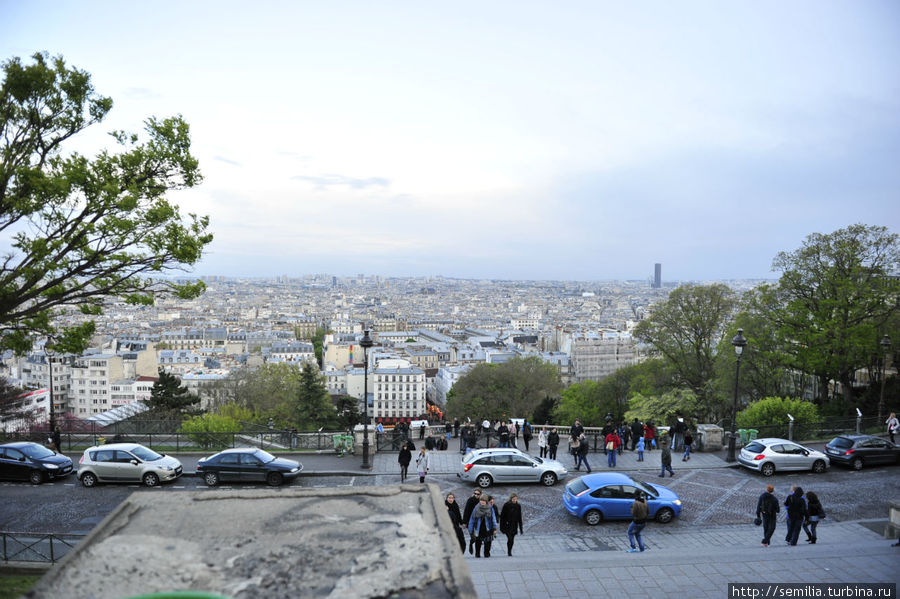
1 531 84 563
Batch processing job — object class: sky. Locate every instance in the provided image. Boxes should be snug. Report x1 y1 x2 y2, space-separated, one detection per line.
2 1 899 282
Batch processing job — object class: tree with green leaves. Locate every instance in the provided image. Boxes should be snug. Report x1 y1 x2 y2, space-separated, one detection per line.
296 361 336 430
310 327 328 367
633 284 738 414
749 224 900 404
736 396 820 438
0 52 212 355
146 369 200 415
180 411 242 449
554 380 616 427
624 389 699 426
334 395 361 430
444 356 561 421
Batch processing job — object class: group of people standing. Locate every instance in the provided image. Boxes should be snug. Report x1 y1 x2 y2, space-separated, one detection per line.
756 484 826 546
443 488 524 558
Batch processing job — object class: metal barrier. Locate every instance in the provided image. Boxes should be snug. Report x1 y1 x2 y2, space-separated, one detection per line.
1 531 85 563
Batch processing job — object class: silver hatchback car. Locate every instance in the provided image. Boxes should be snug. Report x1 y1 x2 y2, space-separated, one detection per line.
738 437 829 477
78 443 183 487
458 447 567 488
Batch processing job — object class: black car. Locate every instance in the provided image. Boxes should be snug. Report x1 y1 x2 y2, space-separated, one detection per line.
824 435 900 470
0 442 74 484
196 448 302 487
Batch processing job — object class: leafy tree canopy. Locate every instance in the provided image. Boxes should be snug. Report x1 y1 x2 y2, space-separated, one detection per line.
625 389 699 427
0 52 212 354
554 380 616 427
736 396 820 429
146 369 200 416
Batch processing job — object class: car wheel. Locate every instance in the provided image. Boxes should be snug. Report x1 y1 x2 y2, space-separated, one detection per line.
143 472 160 487
540 472 558 486
475 473 493 488
81 472 97 488
655 507 675 524
761 462 775 477
851 457 864 471
266 472 283 487
584 509 603 526
812 460 827 474
203 472 219 487
29 470 44 485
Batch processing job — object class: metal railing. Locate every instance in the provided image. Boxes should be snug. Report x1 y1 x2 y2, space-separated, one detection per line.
1 531 84 563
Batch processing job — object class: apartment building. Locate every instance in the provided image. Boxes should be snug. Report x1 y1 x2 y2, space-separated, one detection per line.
568 331 636 382
372 358 426 423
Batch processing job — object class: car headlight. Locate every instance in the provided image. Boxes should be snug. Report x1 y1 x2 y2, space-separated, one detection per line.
44 464 59 469
290 467 299 473
163 466 174 471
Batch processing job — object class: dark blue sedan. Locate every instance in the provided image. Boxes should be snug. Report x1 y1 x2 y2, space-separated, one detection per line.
563 472 683 525
197 448 302 487
0 442 74 484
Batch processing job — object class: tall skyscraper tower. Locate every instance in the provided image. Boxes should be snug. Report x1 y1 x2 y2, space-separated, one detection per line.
653 263 662 288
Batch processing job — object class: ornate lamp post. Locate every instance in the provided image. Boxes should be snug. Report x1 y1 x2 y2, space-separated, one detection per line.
878 334 892 422
360 329 374 470
725 329 747 463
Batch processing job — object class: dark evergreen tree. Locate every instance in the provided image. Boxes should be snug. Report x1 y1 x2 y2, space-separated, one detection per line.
296 362 336 430
146 369 200 415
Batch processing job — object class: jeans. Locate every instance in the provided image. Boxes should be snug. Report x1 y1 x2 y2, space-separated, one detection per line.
802 517 819 541
499 440 509 448
580 454 592 472
637 450 644 461
660 463 673 476
627 521 646 550
786 517 803 545
683 444 691 460
608 451 617 467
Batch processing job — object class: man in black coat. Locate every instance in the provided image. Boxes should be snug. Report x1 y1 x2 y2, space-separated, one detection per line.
630 419 643 451
756 484 780 547
463 488 484 555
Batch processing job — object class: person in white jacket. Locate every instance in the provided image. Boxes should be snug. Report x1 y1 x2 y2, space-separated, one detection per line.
886 412 899 444
537 427 549 458
415 448 431 483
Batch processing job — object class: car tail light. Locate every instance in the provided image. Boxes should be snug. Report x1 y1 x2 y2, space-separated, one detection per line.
844 449 855 456
463 463 473 472
754 455 765 461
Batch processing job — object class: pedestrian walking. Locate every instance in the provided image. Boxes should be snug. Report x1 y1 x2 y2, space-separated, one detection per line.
453 418 460 438
445 492 466 552
756 484 780 546
682 430 693 461
626 493 649 552
887 413 899 444
636 436 645 461
498 421 510 448
784 485 807 546
548 427 560 460
570 419 584 440
577 433 592 473
617 422 628 455
415 447 431 483
605 430 621 467
659 436 674 477
499 493 524 556
398 442 412 482
467 495 498 558
644 422 655 451
463 488 483 555
570 435 581 469
803 491 825 544
671 414 687 450
50 426 61 453
538 427 548 458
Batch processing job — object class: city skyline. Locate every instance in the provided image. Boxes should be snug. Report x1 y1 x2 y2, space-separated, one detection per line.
2 2 898 281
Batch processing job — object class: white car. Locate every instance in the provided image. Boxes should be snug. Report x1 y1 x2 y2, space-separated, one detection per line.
458 447 567 488
738 437 829 477
77 443 183 487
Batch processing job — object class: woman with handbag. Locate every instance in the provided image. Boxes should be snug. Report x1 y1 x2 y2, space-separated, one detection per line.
803 491 825 544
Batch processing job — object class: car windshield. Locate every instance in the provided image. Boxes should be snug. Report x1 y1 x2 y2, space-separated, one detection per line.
633 480 661 499
253 449 276 463
828 437 853 449
20 444 55 459
744 442 765 453
130 446 164 461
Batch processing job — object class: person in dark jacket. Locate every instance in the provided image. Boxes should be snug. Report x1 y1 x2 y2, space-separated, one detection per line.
50 426 61 453
398 442 412 482
784 486 807 546
522 421 532 452
627 493 649 552
577 433 592 473
659 435 674 477
468 495 497 558
630 419 643 451
463 488 483 554
547 428 560 460
445 492 466 552
756 484 780 546
499 493 524 556
803 491 824 544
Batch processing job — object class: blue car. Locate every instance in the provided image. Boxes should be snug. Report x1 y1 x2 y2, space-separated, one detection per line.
563 472 682 525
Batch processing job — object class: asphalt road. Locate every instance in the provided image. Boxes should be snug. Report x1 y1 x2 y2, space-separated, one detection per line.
2 461 897 537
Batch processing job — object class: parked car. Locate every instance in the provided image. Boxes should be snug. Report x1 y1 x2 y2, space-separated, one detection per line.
824 434 900 470
563 472 682 525
458 447 567 488
196 448 303 487
0 442 74 484
738 438 829 477
77 443 183 487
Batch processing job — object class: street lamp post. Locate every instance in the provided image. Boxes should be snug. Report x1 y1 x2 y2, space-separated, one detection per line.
878 334 892 422
360 329 374 470
46 337 56 433
725 329 747 463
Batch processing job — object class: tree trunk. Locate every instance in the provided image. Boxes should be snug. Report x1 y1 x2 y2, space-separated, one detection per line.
818 375 830 404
